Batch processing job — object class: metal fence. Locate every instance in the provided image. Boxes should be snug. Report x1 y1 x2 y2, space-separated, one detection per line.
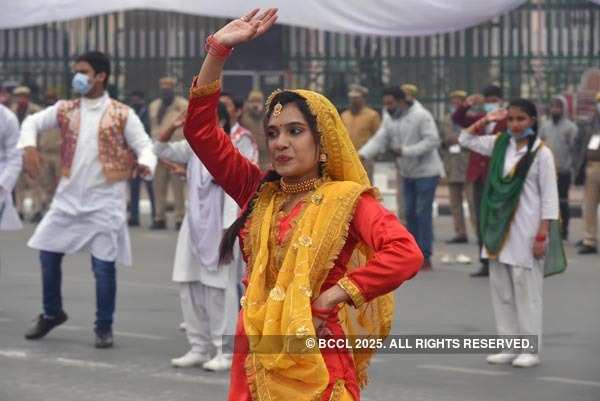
0 0 599 119
285 0 600 118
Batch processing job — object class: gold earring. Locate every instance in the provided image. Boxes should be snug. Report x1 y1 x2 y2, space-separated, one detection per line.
319 153 327 162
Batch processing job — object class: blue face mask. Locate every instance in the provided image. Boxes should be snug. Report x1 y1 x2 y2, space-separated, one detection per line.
71 72 93 95
508 127 535 140
483 103 499 113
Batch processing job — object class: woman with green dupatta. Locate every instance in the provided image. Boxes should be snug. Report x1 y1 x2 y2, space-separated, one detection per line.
459 98 559 368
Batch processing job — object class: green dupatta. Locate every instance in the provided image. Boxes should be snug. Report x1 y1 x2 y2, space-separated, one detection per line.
480 132 540 257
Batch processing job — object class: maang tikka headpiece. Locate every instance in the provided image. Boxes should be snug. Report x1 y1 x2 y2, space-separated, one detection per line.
265 89 283 118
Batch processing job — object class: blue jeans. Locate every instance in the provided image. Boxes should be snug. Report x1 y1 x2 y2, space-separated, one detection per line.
403 176 439 259
129 177 155 222
40 250 117 334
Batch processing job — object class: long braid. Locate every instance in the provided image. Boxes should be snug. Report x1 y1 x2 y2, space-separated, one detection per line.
219 169 281 263
509 98 539 179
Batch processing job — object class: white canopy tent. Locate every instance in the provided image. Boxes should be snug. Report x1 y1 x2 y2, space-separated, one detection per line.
0 0 530 35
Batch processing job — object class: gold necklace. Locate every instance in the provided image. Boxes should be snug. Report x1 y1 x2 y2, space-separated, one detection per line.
280 176 322 194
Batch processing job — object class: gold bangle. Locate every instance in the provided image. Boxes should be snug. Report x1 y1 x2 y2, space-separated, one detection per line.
337 276 366 308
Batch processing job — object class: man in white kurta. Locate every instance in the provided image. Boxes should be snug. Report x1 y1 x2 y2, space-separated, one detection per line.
459 128 559 368
17 51 156 348
154 116 257 371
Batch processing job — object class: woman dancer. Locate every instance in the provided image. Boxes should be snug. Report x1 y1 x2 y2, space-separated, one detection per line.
184 9 423 400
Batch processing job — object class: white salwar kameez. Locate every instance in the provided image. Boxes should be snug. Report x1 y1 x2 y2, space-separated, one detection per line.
459 131 559 352
17 93 156 266
154 140 245 355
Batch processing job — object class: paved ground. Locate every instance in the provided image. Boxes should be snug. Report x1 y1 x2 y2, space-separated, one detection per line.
0 214 598 401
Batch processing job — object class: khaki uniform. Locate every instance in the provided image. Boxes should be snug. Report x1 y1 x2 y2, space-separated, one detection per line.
583 118 600 246
37 126 61 211
12 102 43 217
341 107 381 183
149 96 188 224
440 113 469 237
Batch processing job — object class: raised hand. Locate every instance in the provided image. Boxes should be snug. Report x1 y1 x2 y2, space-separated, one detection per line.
466 94 484 107
486 108 508 122
213 8 278 48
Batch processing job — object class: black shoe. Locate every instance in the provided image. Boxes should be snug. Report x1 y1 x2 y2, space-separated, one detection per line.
575 239 585 247
446 235 468 244
421 258 433 271
470 265 489 277
94 330 114 349
150 220 166 230
174 221 182 231
578 245 598 255
30 212 43 224
128 218 140 227
24 311 68 340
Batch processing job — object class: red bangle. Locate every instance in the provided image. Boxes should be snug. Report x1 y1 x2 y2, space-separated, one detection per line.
205 35 233 59
535 234 547 242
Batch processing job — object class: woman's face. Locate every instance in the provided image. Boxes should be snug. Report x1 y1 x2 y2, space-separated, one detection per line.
266 103 320 181
507 106 535 136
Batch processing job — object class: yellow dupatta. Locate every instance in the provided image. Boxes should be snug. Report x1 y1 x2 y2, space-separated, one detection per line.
241 89 394 401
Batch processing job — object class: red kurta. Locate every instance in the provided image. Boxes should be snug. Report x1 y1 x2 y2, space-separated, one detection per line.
184 88 423 401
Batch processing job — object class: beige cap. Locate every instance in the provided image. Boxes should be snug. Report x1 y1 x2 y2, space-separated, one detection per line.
449 90 467 99
13 86 31 96
159 76 177 88
247 90 264 102
348 84 368 98
401 84 418 97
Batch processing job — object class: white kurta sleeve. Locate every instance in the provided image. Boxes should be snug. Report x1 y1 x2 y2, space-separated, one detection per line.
17 102 61 149
124 108 157 178
0 110 22 192
153 140 192 164
458 129 497 156
235 135 259 165
538 147 560 220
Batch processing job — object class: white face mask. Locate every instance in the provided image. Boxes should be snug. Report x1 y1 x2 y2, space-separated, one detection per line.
483 103 500 113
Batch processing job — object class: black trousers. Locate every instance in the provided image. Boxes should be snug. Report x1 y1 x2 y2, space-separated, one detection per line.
472 179 488 266
557 171 571 238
